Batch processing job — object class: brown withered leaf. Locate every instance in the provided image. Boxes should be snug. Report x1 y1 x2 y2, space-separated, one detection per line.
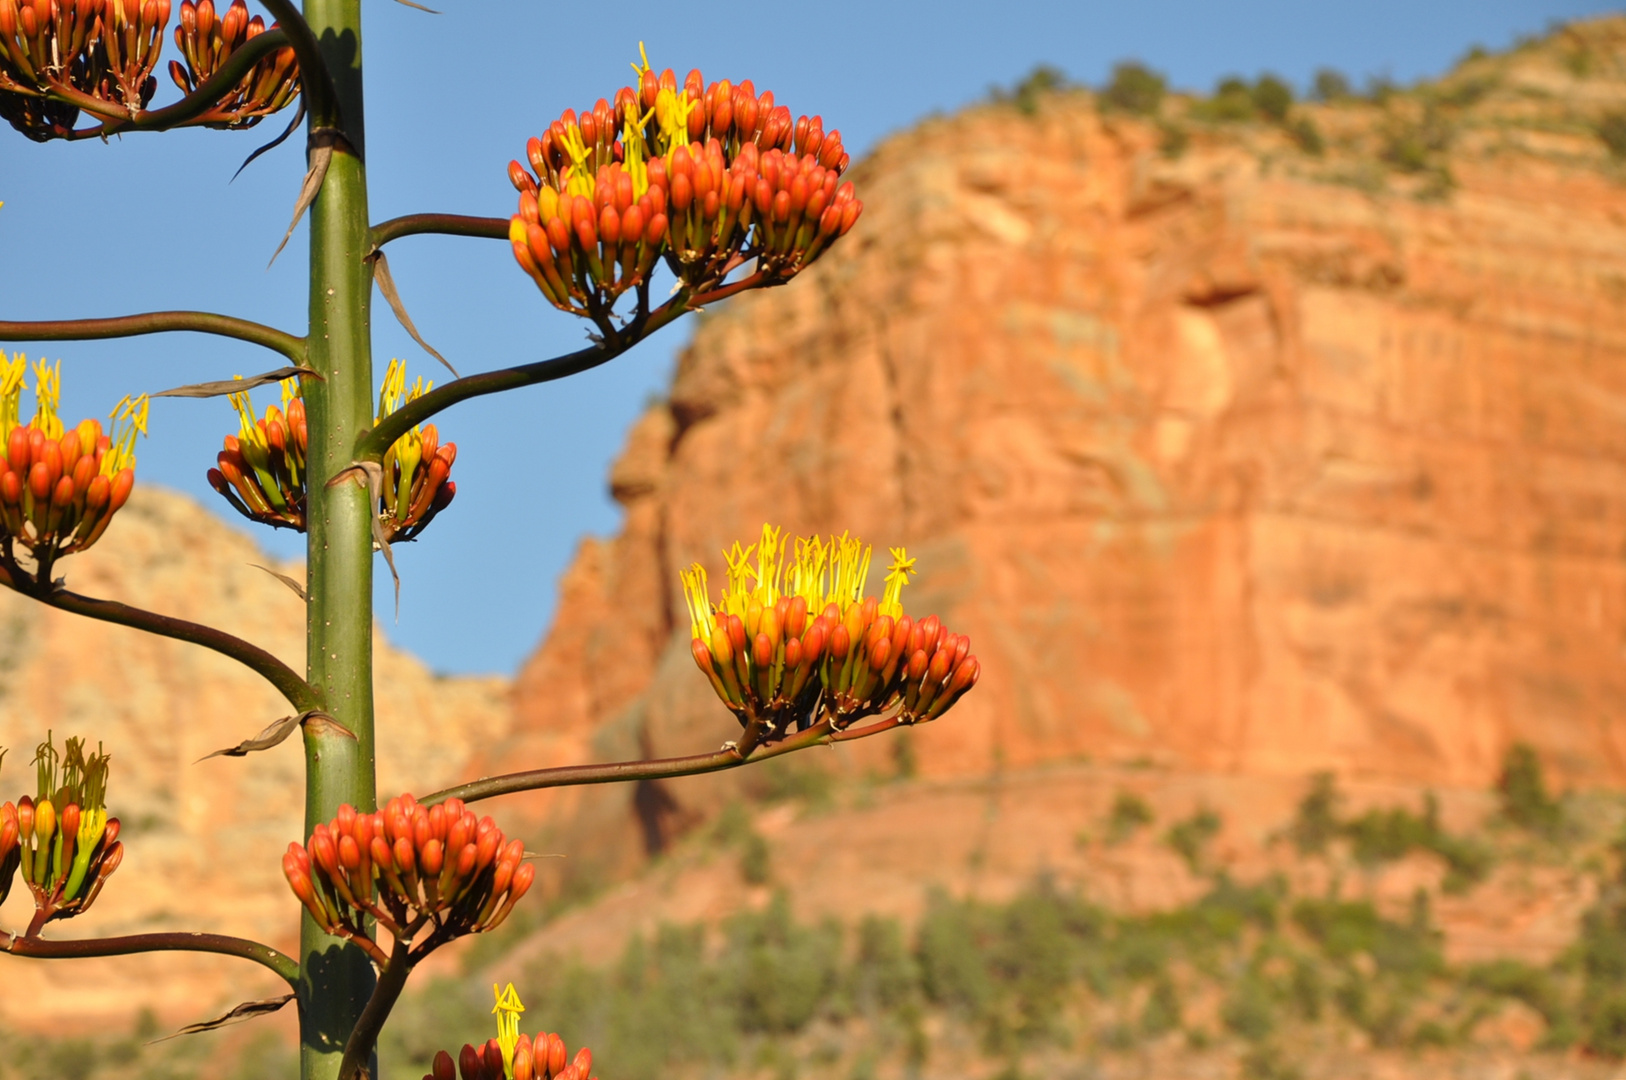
151 366 319 400
149 994 295 1043
392 0 440 11
326 462 399 616
370 250 458 377
249 562 307 601
270 139 333 267
197 709 333 762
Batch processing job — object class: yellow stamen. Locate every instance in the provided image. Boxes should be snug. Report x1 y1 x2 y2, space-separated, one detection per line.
629 40 652 81
0 353 28 445
880 547 916 618
30 358 62 440
492 983 525 1080
102 394 148 476
681 563 716 642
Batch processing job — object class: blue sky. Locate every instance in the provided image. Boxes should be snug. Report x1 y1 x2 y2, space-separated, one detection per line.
0 0 1617 675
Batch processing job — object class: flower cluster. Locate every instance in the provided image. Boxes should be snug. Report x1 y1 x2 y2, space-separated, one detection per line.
508 45 862 321
0 0 298 140
681 525 981 742
0 356 147 590
208 374 307 530
1 733 124 936
374 359 457 542
423 985 598 1080
167 0 298 127
282 793 534 967
208 362 456 542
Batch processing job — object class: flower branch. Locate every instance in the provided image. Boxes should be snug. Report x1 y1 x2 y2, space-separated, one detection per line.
336 937 411 1080
0 311 305 363
353 292 689 461
366 213 510 254
54 27 294 137
0 562 320 713
423 713 908 808
1 928 300 988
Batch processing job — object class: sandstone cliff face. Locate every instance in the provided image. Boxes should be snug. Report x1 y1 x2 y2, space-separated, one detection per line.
501 22 1626 879
0 489 510 1027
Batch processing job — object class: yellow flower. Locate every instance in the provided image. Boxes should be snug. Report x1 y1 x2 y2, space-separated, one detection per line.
29 358 62 441
491 982 525 1080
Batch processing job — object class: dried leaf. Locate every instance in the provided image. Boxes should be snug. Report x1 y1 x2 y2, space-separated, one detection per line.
392 0 440 11
249 562 307 601
150 994 295 1043
197 709 332 762
152 366 319 399
327 462 399 617
232 97 306 182
269 140 334 267
371 251 458 377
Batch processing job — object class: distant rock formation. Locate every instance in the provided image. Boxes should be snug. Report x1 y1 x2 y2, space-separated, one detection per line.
497 16 1626 889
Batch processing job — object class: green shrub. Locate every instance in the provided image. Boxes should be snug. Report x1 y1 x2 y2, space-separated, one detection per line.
1100 61 1167 116
1289 117 1324 155
739 831 772 885
1290 773 1341 854
1598 112 1626 160
1223 976 1277 1041
1140 976 1182 1036
1251 75 1293 123
1380 106 1452 173
917 892 995 1011
1010 65 1070 116
1191 77 1255 123
1464 958 1565 1025
720 893 843 1034
1107 790 1154 843
1241 1046 1303 1080
1312 69 1351 102
853 915 919 1011
1289 956 1325 1020
1158 121 1190 159
1499 743 1565 837
1164 807 1222 872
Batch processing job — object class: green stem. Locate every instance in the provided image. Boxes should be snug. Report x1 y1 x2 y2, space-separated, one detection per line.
423 715 909 806
355 294 690 460
1 929 300 987
0 565 320 712
0 311 305 361
367 212 509 253
335 938 412 1080
297 4 376 1080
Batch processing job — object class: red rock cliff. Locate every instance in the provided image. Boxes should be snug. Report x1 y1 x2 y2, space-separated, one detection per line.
498 21 1626 874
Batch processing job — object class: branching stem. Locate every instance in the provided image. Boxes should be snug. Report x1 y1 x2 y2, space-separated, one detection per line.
366 213 509 253
1 929 301 988
0 564 321 713
424 715 909 806
335 938 411 1080
354 293 690 460
0 311 305 362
